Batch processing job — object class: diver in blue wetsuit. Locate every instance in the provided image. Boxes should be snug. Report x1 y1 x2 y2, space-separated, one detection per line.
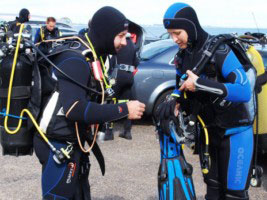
156 3 254 200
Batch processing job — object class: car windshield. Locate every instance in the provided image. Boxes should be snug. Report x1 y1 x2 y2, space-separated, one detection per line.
140 39 175 60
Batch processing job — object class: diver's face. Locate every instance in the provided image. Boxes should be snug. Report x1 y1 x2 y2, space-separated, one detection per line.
46 21 56 32
168 29 188 49
114 30 128 52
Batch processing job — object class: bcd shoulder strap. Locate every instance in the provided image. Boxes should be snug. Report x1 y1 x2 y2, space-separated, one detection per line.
193 34 256 76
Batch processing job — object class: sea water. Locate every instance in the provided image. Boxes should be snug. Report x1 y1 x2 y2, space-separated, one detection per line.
73 24 267 38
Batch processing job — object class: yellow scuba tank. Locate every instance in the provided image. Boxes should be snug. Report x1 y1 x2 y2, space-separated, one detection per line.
246 46 267 135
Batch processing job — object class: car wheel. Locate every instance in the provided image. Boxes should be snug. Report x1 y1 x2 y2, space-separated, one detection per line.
152 89 173 119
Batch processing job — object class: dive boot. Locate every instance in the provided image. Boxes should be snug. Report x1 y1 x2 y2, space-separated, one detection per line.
119 131 132 140
104 129 114 141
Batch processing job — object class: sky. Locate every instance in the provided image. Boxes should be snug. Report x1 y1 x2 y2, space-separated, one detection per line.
1 0 267 28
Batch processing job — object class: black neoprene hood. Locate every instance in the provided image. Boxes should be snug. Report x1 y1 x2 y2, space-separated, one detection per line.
88 6 129 55
17 8 30 23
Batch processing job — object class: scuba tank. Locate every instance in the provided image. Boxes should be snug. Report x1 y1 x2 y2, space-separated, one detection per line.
0 24 35 156
0 54 33 156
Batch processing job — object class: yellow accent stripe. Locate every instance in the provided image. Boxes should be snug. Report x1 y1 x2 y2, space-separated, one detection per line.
171 93 180 98
40 27 44 41
118 99 129 103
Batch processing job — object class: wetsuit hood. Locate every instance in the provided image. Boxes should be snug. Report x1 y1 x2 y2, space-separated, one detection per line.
17 8 30 23
163 3 208 50
88 6 129 55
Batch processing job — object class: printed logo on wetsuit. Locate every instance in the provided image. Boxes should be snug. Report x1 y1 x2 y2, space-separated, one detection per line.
118 106 123 113
66 162 76 184
235 147 244 184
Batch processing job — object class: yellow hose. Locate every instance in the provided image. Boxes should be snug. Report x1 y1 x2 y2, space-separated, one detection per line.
85 33 111 89
183 92 209 174
100 57 112 88
85 33 97 60
197 115 209 146
183 92 209 145
3 24 25 134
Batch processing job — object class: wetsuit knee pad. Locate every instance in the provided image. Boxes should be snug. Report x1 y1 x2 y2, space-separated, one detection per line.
225 189 249 200
204 177 221 189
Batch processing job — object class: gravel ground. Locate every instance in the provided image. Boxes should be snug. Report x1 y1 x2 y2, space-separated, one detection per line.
1 122 267 200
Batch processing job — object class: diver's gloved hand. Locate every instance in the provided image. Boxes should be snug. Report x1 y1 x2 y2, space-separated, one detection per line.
155 95 178 135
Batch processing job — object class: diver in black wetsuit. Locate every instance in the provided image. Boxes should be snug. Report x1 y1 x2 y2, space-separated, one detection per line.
102 36 139 141
33 6 145 200
156 3 254 200
8 8 30 34
34 17 61 54
116 36 139 140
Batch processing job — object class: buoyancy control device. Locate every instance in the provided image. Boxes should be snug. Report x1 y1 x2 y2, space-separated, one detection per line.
0 24 107 174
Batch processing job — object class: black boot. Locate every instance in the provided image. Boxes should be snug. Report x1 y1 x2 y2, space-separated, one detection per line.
104 123 114 141
119 130 132 140
104 129 114 141
119 119 132 140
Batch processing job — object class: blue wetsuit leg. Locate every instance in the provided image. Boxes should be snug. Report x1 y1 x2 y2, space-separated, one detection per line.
33 136 91 200
204 126 253 200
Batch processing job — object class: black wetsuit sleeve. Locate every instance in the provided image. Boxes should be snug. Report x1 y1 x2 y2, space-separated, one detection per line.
54 52 129 125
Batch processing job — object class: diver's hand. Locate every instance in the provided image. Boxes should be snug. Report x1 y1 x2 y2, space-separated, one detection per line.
179 70 198 92
127 101 146 119
155 96 179 135
174 103 180 117
155 96 178 120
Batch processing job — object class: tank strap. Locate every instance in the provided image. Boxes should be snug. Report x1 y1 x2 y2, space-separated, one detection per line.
0 86 31 99
40 26 45 41
38 47 88 63
0 108 27 120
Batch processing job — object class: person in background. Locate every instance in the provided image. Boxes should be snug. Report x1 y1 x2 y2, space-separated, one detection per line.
78 20 91 37
8 8 30 34
102 31 140 141
34 17 61 53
